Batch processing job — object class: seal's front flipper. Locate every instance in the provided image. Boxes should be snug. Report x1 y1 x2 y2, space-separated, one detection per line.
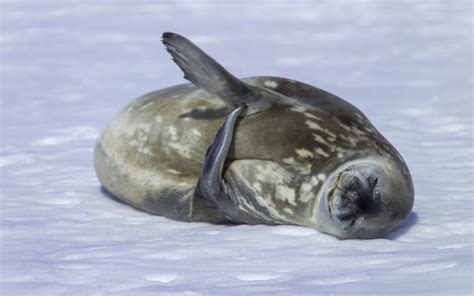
196 106 245 204
162 32 270 114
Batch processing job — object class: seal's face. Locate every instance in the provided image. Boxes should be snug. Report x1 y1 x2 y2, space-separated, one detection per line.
315 157 414 239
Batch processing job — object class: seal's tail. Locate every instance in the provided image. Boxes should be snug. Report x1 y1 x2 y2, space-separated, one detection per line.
162 32 257 109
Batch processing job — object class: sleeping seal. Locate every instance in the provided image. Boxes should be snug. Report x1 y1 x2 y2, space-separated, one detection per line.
94 32 414 239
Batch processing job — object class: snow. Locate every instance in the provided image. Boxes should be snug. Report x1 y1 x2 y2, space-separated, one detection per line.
1 0 472 295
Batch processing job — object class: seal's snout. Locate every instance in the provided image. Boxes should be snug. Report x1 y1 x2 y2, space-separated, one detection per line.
330 170 381 225
317 158 414 239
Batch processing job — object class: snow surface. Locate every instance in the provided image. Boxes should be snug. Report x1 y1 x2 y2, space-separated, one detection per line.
1 0 473 295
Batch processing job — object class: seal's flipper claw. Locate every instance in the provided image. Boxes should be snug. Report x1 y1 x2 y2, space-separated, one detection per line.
162 32 269 114
196 106 245 203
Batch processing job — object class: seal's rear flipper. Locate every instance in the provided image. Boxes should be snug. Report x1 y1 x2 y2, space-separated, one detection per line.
162 32 269 112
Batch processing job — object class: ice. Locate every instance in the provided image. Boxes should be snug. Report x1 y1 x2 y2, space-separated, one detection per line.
142 274 179 283
1 0 472 295
32 126 99 147
235 273 282 282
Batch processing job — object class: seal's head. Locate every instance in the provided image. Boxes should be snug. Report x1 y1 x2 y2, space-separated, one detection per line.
315 157 414 239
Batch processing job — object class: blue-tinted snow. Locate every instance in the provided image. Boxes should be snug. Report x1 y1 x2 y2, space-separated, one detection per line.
1 0 472 295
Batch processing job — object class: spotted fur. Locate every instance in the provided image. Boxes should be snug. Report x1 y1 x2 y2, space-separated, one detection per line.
95 76 405 226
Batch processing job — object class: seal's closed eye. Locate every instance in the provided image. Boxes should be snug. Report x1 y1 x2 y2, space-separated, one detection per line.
337 171 366 192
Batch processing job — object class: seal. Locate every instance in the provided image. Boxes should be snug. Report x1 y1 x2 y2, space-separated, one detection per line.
94 32 414 239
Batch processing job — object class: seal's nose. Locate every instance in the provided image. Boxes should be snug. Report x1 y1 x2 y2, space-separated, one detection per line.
330 170 381 225
348 160 413 238
318 158 414 239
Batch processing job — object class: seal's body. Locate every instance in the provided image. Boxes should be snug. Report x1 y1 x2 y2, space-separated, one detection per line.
95 33 414 239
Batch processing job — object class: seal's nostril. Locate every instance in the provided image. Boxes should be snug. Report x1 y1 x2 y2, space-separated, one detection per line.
350 218 357 226
357 194 373 213
372 177 379 188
